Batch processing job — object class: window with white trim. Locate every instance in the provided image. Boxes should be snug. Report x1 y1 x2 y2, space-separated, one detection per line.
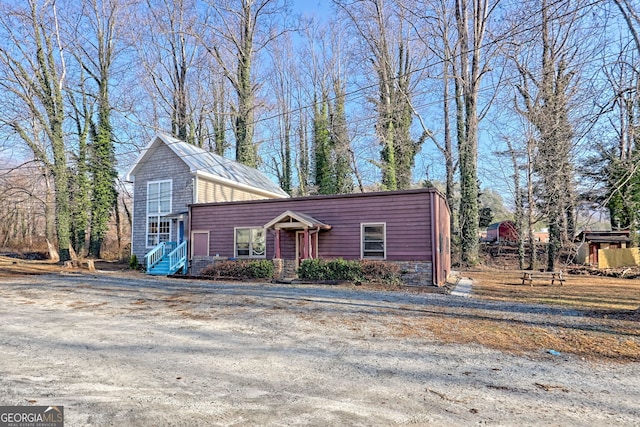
146 180 172 247
235 227 266 258
361 223 386 259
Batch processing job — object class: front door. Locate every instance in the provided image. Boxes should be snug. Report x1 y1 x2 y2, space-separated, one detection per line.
192 231 209 256
178 220 185 244
589 243 598 265
296 230 317 267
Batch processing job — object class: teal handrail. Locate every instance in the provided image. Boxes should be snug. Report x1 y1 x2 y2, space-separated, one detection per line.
144 241 187 275
145 242 166 272
167 241 187 274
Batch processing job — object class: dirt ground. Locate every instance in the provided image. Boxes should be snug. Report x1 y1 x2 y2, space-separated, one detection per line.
0 262 639 426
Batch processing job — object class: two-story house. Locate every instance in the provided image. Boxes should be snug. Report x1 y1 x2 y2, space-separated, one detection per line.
124 134 289 274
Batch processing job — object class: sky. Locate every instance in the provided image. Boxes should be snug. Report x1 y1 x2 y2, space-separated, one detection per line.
291 0 330 19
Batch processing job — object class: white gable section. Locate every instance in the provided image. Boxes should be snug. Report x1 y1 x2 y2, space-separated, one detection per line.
125 134 289 199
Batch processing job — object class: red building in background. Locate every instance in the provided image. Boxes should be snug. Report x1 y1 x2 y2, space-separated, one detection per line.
484 221 518 243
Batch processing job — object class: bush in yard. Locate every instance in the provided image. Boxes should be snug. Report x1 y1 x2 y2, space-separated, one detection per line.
200 260 274 279
327 258 363 281
245 259 274 278
298 259 400 283
129 254 138 270
297 258 363 281
296 259 331 280
360 260 400 284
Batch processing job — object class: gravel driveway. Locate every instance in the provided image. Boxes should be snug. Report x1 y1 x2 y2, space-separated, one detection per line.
0 272 638 426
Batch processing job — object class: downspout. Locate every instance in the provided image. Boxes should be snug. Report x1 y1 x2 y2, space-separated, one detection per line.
130 180 135 262
187 203 193 275
192 176 198 203
430 191 439 286
187 176 197 275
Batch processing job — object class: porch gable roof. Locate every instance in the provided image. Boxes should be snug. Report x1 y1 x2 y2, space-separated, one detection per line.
264 210 332 230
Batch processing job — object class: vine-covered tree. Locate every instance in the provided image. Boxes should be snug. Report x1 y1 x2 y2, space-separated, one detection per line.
0 0 72 261
205 0 290 167
512 0 581 271
313 95 333 194
72 0 121 258
453 0 500 265
336 0 426 190
329 78 353 194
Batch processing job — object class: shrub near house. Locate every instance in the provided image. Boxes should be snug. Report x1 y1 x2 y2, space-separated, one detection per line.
200 260 274 279
297 258 400 284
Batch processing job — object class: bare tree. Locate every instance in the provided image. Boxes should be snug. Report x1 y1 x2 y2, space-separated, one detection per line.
267 32 296 194
509 0 587 271
453 0 501 265
613 0 640 54
335 0 428 190
0 162 47 251
68 0 123 258
408 0 459 236
203 0 291 167
0 1 72 261
598 34 640 238
136 0 197 143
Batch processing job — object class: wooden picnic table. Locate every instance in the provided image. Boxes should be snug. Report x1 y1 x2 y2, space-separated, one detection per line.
521 271 565 287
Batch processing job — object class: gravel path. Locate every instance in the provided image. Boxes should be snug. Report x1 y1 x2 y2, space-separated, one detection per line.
0 272 638 426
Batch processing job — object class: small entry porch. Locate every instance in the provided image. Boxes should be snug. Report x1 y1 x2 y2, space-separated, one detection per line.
264 210 332 269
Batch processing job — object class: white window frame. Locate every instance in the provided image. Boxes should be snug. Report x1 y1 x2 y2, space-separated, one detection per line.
146 179 173 248
361 223 386 259
234 227 267 258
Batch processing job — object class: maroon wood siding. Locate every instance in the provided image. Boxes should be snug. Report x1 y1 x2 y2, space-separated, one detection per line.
432 190 451 285
189 189 450 284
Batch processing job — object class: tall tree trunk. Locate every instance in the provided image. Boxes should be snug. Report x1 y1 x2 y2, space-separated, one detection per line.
0 2 73 261
330 79 353 194
455 0 490 265
81 0 119 258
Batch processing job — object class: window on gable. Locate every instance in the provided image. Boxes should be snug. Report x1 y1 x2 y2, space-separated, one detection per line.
362 223 386 259
146 180 172 247
235 228 266 258
147 180 172 215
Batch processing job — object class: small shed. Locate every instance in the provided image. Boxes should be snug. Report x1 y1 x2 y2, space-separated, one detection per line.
485 221 518 243
574 230 631 265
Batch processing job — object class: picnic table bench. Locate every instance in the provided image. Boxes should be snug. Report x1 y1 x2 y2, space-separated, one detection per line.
521 271 565 286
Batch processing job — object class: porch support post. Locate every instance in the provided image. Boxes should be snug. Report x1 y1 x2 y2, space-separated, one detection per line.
303 228 309 260
274 229 281 259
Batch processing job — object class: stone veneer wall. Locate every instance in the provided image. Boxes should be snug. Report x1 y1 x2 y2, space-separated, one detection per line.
395 261 434 286
190 256 221 276
272 259 297 280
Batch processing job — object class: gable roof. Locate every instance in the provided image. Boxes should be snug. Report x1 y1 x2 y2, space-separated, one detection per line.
575 230 631 244
264 210 332 230
125 134 289 198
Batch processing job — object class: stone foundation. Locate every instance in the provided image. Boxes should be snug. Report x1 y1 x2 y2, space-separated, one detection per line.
272 259 297 280
189 256 226 276
395 261 434 286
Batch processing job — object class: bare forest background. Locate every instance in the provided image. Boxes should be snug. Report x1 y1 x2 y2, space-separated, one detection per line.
0 0 639 271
